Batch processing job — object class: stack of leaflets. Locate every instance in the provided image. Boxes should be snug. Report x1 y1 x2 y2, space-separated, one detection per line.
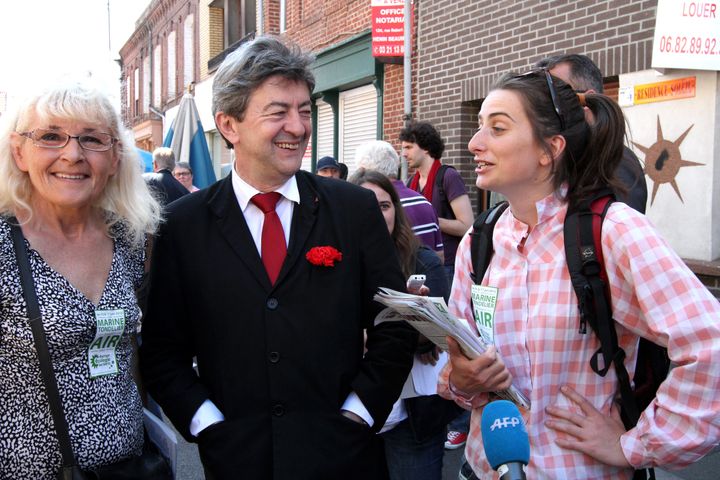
374 287 530 410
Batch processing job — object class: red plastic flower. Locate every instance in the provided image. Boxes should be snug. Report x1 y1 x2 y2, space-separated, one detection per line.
306 246 343 267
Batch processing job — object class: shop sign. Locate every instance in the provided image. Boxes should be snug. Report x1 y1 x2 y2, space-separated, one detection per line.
632 77 696 105
652 0 720 71
371 0 412 59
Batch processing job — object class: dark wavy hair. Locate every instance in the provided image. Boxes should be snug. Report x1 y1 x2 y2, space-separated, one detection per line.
349 169 419 277
399 121 446 160
491 70 626 205
212 35 316 148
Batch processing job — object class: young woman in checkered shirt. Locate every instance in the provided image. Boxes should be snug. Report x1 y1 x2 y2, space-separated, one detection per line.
439 69 720 479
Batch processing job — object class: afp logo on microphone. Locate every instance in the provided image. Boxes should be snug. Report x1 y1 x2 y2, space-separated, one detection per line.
488 415 524 431
481 400 530 479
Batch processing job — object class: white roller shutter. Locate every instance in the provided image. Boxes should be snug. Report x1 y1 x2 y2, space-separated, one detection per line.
308 99 334 172
339 84 377 177
316 100 335 158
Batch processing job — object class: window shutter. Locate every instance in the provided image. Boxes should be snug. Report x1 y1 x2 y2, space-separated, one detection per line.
339 84 377 177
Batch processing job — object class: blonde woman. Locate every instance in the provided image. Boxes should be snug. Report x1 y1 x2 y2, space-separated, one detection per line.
0 82 161 478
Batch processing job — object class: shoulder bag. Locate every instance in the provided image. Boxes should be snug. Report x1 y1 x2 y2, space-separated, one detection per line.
9 219 173 480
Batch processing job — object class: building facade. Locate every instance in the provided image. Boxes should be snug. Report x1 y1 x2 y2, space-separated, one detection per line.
412 0 719 292
120 0 203 151
119 0 720 292
120 0 412 179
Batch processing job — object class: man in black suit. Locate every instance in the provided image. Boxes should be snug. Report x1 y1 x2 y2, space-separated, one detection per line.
140 36 417 479
142 147 189 206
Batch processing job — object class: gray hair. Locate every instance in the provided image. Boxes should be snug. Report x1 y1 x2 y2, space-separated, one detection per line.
354 140 400 178
152 146 176 171
212 35 316 121
0 81 161 248
174 161 192 174
535 54 604 93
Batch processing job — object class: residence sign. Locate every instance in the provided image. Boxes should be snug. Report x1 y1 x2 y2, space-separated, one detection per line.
652 0 720 71
372 0 413 59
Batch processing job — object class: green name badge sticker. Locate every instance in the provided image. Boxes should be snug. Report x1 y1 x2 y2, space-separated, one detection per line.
88 309 125 378
471 285 498 345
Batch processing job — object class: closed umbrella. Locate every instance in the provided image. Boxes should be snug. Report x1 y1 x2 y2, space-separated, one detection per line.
163 93 216 188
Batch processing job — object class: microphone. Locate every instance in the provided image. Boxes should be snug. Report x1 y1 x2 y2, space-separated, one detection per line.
481 400 529 480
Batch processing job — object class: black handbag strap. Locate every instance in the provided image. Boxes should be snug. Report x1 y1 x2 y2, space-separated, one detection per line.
9 218 78 470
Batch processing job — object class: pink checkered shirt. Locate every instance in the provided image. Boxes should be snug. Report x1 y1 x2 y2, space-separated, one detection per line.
438 192 720 479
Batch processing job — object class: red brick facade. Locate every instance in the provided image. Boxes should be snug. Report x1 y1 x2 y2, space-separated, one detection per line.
269 0 413 146
119 0 202 150
413 0 658 208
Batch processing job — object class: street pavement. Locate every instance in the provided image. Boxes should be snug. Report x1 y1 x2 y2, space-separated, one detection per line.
172 422 720 479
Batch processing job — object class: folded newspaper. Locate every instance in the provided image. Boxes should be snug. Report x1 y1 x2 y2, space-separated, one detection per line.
374 287 530 410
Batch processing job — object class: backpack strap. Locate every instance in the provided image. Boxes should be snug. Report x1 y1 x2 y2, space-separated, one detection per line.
470 201 508 284
434 164 454 220
564 191 641 429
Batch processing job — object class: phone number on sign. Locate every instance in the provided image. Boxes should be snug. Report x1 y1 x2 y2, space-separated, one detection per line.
657 35 720 55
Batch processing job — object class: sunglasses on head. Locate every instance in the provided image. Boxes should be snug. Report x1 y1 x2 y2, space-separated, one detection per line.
515 68 566 131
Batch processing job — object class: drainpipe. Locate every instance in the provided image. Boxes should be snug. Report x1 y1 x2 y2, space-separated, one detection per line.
401 0 412 180
147 24 153 114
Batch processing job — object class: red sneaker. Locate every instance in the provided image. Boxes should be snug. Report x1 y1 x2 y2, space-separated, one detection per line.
444 430 468 450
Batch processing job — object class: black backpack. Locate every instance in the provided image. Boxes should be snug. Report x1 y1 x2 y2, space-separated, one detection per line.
470 189 670 480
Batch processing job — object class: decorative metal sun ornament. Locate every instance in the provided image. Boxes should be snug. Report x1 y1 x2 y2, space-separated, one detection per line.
632 115 704 205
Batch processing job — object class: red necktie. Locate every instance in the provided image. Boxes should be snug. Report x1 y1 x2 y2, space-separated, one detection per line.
251 192 287 285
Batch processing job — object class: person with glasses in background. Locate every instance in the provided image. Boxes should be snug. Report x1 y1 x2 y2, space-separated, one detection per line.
173 161 200 192
438 69 720 478
0 82 162 478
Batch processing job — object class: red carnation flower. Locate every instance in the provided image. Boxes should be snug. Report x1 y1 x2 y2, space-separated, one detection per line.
306 246 343 267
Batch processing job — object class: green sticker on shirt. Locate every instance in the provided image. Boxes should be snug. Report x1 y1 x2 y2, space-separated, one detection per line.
88 309 125 378
471 285 498 345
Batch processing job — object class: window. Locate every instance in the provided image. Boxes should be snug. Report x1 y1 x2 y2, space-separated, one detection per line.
339 85 378 176
316 99 335 159
209 0 256 47
143 56 150 113
304 98 334 172
280 0 287 33
207 0 256 71
153 44 162 107
126 74 131 117
167 31 176 100
134 68 139 116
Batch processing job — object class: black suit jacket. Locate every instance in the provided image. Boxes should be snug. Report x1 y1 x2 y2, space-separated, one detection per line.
140 171 416 479
615 147 647 214
142 169 189 206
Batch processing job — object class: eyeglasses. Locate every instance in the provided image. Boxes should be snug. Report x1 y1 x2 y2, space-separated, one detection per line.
174 171 192 177
517 68 566 131
18 128 117 152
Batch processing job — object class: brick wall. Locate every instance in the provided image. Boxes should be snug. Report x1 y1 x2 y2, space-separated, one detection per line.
201 4 224 80
279 0 409 149
264 0 281 34
415 0 658 209
382 64 405 147
284 0 371 52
